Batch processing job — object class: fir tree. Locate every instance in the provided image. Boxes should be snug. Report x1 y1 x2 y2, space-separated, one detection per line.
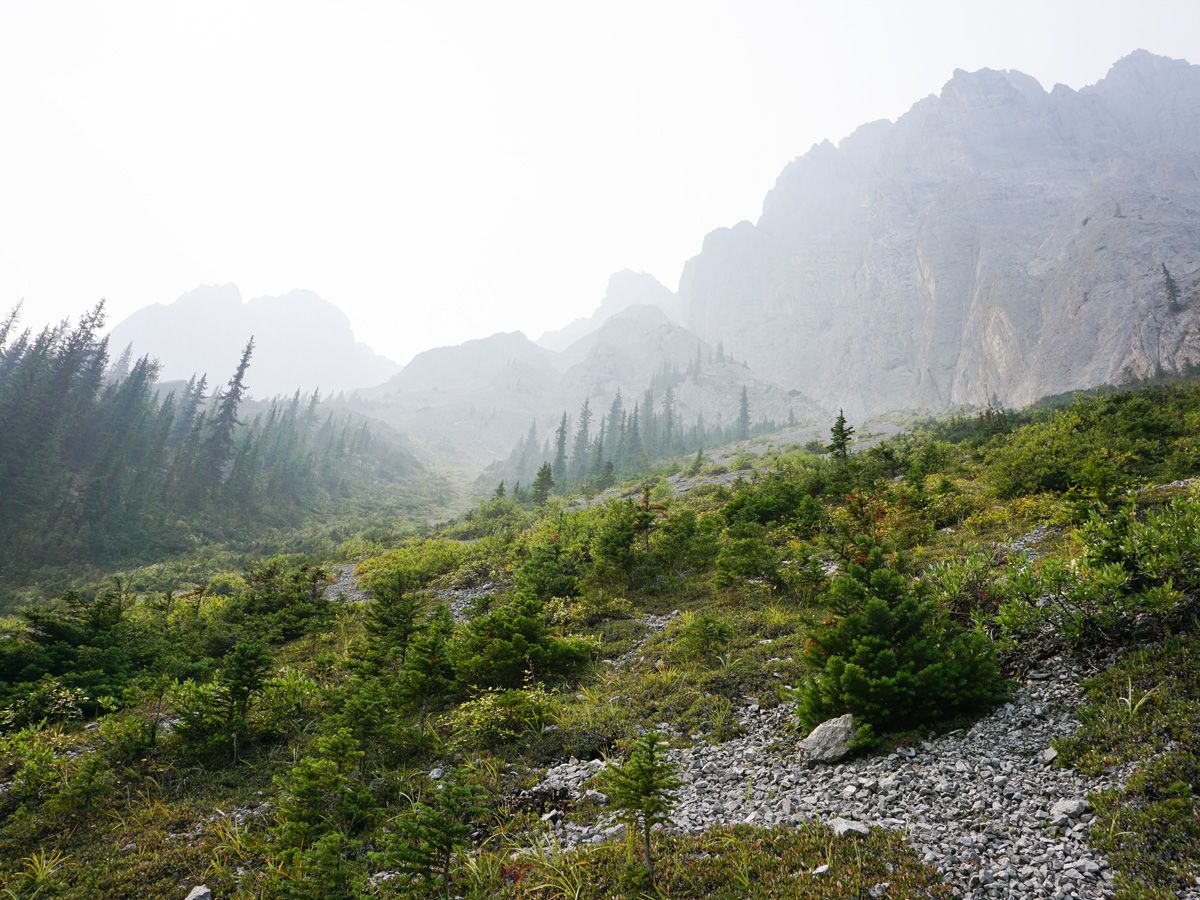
531 462 554 505
736 386 751 440
828 408 854 461
1164 263 1182 309
399 607 457 734
204 337 254 485
375 772 485 898
552 412 569 486
605 391 624 460
570 398 592 482
594 731 680 887
221 638 271 760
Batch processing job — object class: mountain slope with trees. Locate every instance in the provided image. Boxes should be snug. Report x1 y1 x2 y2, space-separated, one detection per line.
3 374 1199 896
0 303 440 602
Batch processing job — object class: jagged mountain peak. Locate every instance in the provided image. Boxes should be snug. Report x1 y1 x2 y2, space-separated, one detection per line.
536 269 679 352
682 50 1200 419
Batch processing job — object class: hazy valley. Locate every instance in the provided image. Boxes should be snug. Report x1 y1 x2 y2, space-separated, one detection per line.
3 42 1200 900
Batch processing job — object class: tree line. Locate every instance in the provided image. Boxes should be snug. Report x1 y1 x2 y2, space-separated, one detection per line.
0 302 419 580
487 359 797 502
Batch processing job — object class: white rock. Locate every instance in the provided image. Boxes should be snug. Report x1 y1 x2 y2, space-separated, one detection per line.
801 714 856 763
828 817 870 837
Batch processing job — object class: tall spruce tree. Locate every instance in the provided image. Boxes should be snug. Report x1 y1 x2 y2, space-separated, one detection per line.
570 398 592 482
829 408 854 461
552 412 569 486
736 386 751 440
204 337 254 485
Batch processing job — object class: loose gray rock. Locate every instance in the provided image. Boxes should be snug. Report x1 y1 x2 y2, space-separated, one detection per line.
828 817 870 837
184 887 212 900
801 714 856 763
536 658 1137 898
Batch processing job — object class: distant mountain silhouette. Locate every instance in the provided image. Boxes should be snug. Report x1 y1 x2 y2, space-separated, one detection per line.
108 284 400 397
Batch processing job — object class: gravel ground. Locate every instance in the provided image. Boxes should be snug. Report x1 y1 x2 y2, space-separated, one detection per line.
532 658 1190 899
322 563 371 602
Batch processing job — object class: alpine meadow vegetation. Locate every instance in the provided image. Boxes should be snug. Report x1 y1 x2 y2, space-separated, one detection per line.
4 362 1200 896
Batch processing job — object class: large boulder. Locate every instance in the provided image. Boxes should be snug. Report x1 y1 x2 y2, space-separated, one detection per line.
801 713 856 762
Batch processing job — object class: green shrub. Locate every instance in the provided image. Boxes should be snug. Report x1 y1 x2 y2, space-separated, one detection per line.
514 538 581 602
996 497 1200 649
442 685 555 751
356 539 469 594
1053 634 1200 895
799 545 1005 740
546 591 634 629
714 523 781 590
448 597 594 690
674 612 733 665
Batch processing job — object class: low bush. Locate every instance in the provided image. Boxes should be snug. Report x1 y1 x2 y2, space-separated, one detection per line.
799 544 1005 741
442 685 555 751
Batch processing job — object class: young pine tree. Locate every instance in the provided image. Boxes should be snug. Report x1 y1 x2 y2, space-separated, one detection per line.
272 728 377 885
595 731 680 888
375 772 485 898
398 606 457 735
736 386 751 440
828 408 854 462
800 543 1004 743
530 462 555 505
221 638 271 760
364 570 422 670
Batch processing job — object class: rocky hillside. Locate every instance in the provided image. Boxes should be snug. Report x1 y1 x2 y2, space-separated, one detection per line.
679 50 1200 417
356 305 824 473
108 284 401 397
536 269 682 352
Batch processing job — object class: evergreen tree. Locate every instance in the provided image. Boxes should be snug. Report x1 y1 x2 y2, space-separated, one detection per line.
552 412 569 486
398 607 457 734
736 386 751 440
570 398 592 482
829 408 854 461
662 384 676 453
605 392 624 459
594 731 680 887
365 571 423 669
273 728 377 875
530 462 554 505
800 545 1004 741
375 772 484 898
590 415 607 479
624 403 644 471
1164 263 1183 309
204 337 254 485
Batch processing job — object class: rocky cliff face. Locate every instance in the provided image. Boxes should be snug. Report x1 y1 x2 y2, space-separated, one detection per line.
679 50 1200 417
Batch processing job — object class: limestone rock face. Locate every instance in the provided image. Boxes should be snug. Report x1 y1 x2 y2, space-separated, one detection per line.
801 713 856 763
679 50 1200 417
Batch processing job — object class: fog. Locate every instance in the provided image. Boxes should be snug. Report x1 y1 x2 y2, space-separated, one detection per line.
2 0 1197 363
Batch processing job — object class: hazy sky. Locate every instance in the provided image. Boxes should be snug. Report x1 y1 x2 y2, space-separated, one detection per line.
2 1 1197 364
